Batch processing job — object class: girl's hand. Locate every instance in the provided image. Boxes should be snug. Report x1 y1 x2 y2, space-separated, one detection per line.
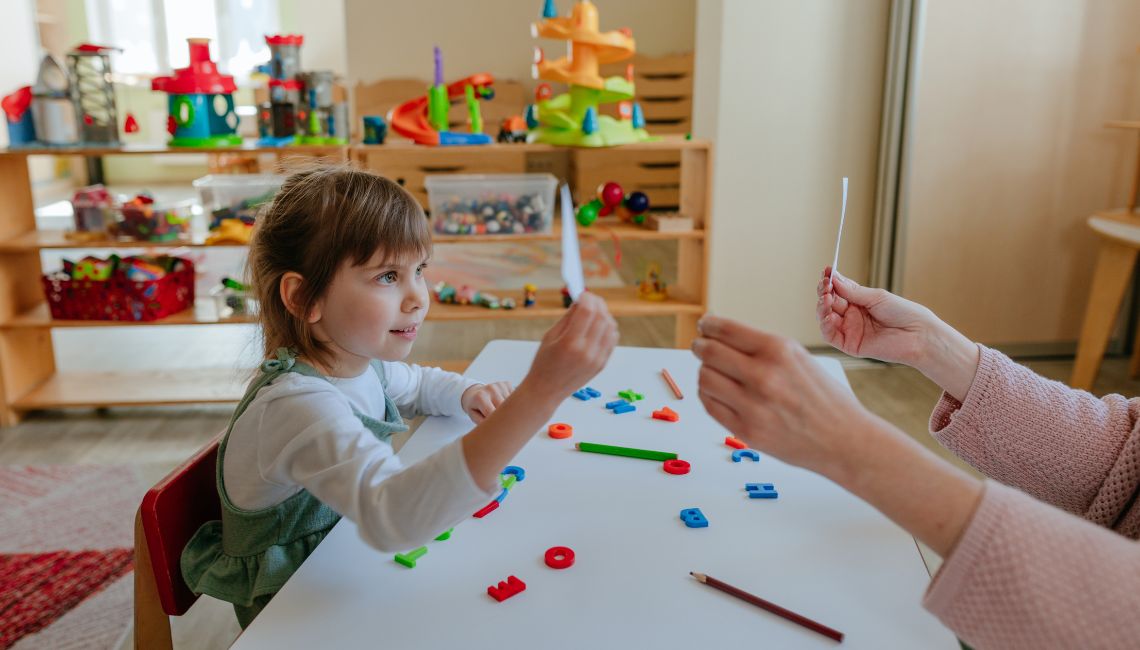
461 382 513 423
521 292 618 400
694 315 874 478
817 267 940 367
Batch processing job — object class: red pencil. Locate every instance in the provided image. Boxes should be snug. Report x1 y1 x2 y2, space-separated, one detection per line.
690 572 844 643
661 368 683 399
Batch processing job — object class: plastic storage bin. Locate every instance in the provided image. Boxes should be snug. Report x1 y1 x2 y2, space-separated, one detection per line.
425 173 557 236
193 174 284 229
109 196 193 242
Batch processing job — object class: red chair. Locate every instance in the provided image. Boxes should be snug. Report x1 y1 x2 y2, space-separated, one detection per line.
134 434 223 650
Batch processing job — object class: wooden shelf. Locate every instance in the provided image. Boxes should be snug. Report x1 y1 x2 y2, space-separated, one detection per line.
425 286 702 321
0 143 349 157
0 230 239 251
0 136 707 159
1 299 254 329
0 139 711 422
0 219 702 252
12 368 247 410
2 287 698 330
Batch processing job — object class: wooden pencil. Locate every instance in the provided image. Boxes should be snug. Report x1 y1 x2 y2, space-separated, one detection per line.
690 572 844 643
661 368 684 399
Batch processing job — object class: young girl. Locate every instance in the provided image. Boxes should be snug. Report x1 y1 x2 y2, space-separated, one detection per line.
181 165 618 627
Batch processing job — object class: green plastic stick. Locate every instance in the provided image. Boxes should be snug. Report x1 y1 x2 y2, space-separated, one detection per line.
500 474 517 491
394 546 428 568
576 442 677 462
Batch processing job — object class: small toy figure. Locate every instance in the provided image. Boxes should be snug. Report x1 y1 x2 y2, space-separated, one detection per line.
523 283 537 307
502 297 517 310
152 39 241 147
456 285 477 305
497 115 528 143
638 263 667 301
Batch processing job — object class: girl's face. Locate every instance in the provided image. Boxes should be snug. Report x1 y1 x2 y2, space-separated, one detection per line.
309 249 430 376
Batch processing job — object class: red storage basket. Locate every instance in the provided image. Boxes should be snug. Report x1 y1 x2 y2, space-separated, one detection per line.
41 257 195 321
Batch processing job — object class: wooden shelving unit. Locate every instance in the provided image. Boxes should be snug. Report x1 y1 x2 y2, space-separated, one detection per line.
0 138 712 423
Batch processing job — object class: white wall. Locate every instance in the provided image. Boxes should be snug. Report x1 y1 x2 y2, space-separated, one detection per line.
279 0 348 77
897 0 1140 347
693 0 891 343
344 0 695 88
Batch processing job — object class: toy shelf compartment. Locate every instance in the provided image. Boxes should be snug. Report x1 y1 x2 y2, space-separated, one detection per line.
0 218 704 252
0 138 711 423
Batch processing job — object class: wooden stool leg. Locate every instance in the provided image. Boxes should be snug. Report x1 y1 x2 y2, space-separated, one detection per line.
134 510 174 650
1129 317 1140 380
1071 240 1138 390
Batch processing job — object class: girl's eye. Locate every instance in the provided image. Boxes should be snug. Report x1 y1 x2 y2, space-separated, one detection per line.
416 264 427 277
378 271 398 284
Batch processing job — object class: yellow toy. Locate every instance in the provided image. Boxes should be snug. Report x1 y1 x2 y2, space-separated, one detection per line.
205 218 253 245
528 0 653 147
638 263 667 301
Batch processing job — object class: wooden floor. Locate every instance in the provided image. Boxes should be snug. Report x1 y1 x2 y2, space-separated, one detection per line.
5 345 1140 648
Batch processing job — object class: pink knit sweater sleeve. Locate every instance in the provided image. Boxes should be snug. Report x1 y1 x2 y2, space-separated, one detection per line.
921 345 1140 648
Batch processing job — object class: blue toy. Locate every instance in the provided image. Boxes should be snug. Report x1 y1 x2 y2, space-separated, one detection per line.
732 449 760 463
151 39 241 147
680 508 709 528
494 488 510 503
605 399 636 414
573 386 602 401
502 465 526 482
746 483 779 499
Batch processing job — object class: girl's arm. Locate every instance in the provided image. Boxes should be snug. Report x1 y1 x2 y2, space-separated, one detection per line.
382 361 480 417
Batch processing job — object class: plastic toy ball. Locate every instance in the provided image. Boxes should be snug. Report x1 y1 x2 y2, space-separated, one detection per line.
624 191 650 215
576 199 601 226
598 181 624 207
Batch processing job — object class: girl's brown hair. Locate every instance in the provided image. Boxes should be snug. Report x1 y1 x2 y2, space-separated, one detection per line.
248 163 431 365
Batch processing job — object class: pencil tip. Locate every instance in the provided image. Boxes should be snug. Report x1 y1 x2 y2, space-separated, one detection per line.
690 571 706 582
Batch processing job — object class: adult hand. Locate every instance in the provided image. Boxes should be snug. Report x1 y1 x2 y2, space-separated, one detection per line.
694 314 873 478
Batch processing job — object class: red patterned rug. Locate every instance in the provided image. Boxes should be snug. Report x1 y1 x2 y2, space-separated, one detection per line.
0 465 154 649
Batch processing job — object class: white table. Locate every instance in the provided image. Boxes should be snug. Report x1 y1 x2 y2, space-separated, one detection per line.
234 341 958 649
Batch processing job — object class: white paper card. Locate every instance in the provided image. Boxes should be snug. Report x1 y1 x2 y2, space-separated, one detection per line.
560 183 585 300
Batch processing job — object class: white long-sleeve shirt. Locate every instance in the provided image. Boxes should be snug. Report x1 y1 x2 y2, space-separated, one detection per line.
222 362 495 552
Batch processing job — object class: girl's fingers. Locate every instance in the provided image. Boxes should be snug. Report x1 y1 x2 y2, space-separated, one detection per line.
698 364 749 406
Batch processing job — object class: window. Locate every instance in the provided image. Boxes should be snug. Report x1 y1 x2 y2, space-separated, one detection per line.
84 0 279 83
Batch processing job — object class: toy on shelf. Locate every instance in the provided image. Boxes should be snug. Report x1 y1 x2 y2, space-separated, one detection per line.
362 115 387 144
575 181 651 226
637 262 667 301
109 193 192 242
497 115 527 143
194 173 281 244
42 255 195 322
31 54 79 145
388 46 494 146
210 277 256 319
523 283 537 307
68 184 115 241
257 34 303 146
68 44 120 145
299 70 348 145
432 281 516 310
2 87 36 146
527 0 653 147
425 173 556 235
152 38 241 147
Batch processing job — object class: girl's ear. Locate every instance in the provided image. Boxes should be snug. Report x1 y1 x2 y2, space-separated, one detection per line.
280 272 322 323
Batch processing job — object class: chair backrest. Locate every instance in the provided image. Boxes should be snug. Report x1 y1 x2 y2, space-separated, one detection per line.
139 434 223 616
